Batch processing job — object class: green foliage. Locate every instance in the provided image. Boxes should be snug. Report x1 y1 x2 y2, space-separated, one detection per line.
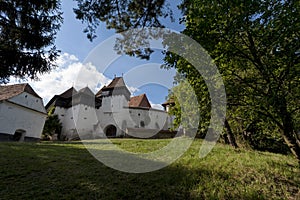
163 0 300 158
0 0 63 83
74 0 173 40
73 0 176 60
0 139 298 199
47 106 56 116
72 0 300 157
42 114 62 140
239 119 290 154
167 75 210 137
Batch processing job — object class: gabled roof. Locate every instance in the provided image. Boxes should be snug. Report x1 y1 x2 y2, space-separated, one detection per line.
45 87 77 110
59 87 77 98
46 86 99 110
0 83 41 101
129 94 151 108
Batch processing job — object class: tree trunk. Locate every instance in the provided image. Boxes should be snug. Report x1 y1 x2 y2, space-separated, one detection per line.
282 131 300 162
279 101 300 163
224 119 239 148
223 133 230 144
294 131 300 148
281 123 300 162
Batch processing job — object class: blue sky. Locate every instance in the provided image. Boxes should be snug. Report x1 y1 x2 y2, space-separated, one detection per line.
18 0 185 109
56 1 184 60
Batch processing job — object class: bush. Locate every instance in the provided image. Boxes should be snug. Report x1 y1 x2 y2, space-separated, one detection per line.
42 115 62 140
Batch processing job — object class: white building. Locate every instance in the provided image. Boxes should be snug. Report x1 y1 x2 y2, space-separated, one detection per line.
0 84 47 141
46 77 173 140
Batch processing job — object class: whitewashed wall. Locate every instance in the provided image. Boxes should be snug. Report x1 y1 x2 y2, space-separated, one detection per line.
0 94 46 139
95 105 170 137
120 108 169 130
55 94 172 139
9 92 46 113
53 107 74 138
95 109 122 136
101 95 128 113
55 104 98 139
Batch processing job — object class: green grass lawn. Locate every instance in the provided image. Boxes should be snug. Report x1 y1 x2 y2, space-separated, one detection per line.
0 139 299 199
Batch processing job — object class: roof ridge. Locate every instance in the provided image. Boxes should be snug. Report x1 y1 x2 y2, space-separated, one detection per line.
106 77 126 89
0 83 41 101
24 84 42 99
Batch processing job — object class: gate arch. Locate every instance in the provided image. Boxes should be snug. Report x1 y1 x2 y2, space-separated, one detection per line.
105 125 117 137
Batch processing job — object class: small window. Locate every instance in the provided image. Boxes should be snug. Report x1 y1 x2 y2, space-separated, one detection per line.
138 113 141 116
140 121 145 128
36 100 39 103
61 114 64 117
85 107 88 110
25 95 28 98
84 117 87 120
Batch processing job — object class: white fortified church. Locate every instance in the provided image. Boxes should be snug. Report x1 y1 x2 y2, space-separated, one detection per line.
46 77 173 140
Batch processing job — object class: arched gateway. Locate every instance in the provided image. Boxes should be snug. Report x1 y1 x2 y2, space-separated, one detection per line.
105 125 117 137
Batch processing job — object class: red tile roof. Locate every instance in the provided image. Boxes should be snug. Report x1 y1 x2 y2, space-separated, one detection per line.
129 94 151 108
0 83 41 101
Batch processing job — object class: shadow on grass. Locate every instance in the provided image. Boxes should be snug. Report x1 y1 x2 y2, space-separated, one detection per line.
0 142 298 199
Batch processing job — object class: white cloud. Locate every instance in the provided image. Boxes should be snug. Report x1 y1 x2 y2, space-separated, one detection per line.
9 53 168 107
56 53 79 67
74 62 111 91
150 101 164 110
12 53 111 104
128 86 140 96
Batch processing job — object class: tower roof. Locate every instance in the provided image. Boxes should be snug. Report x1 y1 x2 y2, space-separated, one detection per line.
59 87 77 98
95 77 131 100
77 87 94 96
72 87 95 107
105 77 127 89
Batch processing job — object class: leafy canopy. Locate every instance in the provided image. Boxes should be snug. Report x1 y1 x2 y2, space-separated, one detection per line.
165 0 300 159
0 0 62 83
74 0 173 41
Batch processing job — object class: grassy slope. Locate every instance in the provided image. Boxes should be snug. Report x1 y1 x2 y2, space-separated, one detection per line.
0 139 299 200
